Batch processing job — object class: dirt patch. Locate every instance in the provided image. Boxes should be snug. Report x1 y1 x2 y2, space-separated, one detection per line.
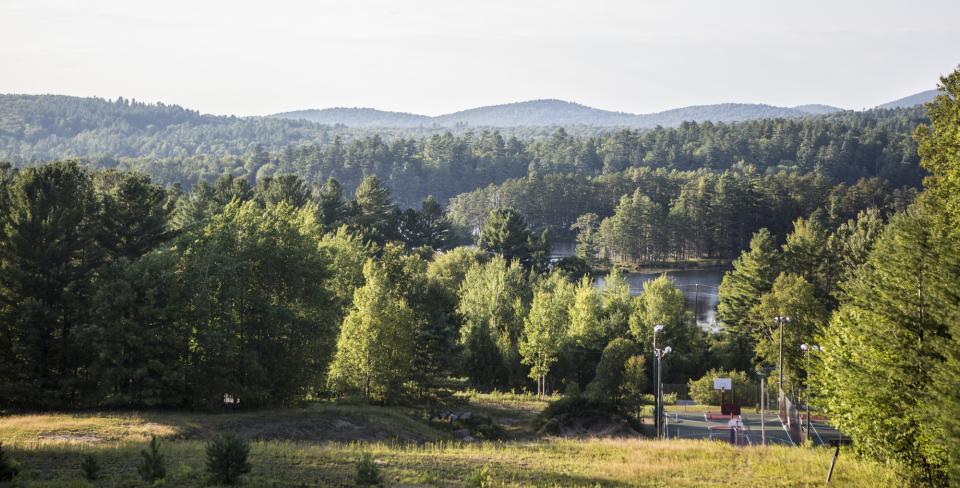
38 432 103 443
174 410 440 443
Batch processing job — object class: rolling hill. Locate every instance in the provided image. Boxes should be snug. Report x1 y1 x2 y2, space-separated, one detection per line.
271 99 845 128
877 89 938 109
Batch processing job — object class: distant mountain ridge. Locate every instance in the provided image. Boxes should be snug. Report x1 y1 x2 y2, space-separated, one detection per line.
272 89 938 128
272 99 845 128
877 89 938 109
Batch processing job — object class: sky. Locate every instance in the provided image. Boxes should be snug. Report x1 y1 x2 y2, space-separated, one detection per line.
1 0 958 117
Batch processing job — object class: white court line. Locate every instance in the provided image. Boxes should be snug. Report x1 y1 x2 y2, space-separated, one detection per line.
776 413 797 446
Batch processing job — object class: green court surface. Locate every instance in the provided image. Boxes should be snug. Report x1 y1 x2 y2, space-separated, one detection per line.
662 410 842 447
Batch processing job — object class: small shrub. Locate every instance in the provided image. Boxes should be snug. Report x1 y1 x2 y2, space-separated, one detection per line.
662 392 678 406
138 436 166 483
465 464 494 488
205 434 252 485
81 454 101 481
355 452 382 486
0 442 21 481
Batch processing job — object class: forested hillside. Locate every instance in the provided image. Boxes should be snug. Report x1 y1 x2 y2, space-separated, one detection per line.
0 95 337 160
7 105 921 211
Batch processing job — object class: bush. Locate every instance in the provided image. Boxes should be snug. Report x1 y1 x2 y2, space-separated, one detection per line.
81 454 100 481
465 464 494 488
0 443 21 482
662 393 678 406
687 369 756 406
205 434 252 485
355 452 382 486
137 436 166 483
585 339 641 405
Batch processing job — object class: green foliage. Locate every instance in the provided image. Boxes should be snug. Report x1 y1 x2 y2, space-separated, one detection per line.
426 246 487 292
520 273 575 397
328 260 416 403
751 273 826 391
815 209 949 485
0 161 99 408
205 434 252 485
465 465 495 488
80 454 100 481
620 355 648 416
917 67 960 487
355 452 382 486
0 443 20 481
457 256 530 387
180 201 334 408
571 213 602 268
567 277 607 350
717 228 780 334
585 339 642 406
479 208 545 270
687 369 755 406
352 176 398 244
138 436 166 483
630 275 705 382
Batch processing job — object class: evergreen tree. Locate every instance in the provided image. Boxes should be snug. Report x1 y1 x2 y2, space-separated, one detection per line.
815 210 948 484
0 162 99 408
570 213 601 268
352 175 397 244
257 173 310 208
479 208 535 268
315 177 348 229
717 228 780 336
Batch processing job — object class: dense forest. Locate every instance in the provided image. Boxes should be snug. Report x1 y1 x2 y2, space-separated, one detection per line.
2 103 926 215
1 65 958 486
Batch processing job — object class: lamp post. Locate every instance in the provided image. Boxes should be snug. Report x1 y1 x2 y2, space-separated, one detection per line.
756 366 772 446
654 345 672 439
774 316 791 393
800 343 821 442
652 324 664 437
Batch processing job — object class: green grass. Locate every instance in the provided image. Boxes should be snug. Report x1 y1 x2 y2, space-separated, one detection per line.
0 402 896 487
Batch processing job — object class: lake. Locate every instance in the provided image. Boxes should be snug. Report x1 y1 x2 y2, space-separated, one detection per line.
552 242 726 329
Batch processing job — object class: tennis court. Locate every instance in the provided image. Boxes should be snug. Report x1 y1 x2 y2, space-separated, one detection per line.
662 409 840 446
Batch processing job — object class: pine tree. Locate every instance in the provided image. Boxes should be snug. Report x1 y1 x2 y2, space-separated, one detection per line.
815 210 948 484
479 208 534 268
0 162 99 408
717 228 781 336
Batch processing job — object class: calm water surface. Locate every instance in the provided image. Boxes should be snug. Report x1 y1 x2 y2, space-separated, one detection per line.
552 242 725 328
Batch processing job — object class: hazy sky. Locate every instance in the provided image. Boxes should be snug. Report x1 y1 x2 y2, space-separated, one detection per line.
1 0 958 116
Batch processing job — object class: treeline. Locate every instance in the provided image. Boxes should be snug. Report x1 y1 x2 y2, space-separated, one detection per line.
0 163 456 409
450 168 915 264
4 99 927 208
715 71 960 486
0 95 340 160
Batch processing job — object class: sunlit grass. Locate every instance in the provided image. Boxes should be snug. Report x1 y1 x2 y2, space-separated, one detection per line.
0 406 896 487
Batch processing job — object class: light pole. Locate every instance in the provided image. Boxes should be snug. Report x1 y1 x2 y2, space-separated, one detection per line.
774 316 791 393
756 366 771 446
652 324 664 438
654 345 672 439
800 343 821 442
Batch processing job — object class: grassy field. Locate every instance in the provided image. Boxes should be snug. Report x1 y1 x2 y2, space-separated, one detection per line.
0 397 896 487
